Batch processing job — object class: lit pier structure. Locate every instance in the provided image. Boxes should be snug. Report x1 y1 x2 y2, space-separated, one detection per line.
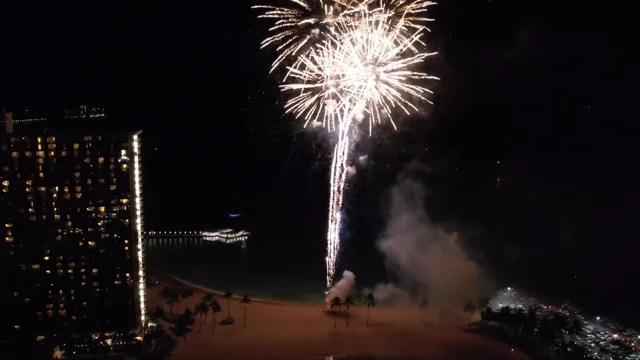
144 229 250 248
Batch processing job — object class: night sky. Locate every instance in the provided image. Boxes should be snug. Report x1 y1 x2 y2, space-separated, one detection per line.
2 2 636 323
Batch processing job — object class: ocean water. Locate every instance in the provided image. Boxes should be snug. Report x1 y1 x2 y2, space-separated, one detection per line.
146 238 327 303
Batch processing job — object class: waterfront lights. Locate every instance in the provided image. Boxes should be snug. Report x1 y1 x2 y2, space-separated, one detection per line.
132 133 146 327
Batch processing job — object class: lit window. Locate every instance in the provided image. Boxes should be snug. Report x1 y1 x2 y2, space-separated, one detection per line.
29 215 36 221
36 151 45 157
88 241 96 248
92 268 99 274
84 136 92 142
84 158 90 163
75 186 81 192
1 180 7 186
48 151 55 156
73 143 79 150
38 187 45 192
57 270 63 276
110 185 116 190
98 206 106 212
86 179 92 185
75 193 82 199
61 151 67 156
32 264 40 269
25 151 33 157
98 157 105 164
5 236 13 243
114 280 122 285
43 256 49 260
47 137 55 143
37 137 42 143
47 143 56 150
11 151 20 159
121 149 127 156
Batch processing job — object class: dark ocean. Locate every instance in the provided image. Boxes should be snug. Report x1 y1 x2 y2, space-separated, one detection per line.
146 237 327 303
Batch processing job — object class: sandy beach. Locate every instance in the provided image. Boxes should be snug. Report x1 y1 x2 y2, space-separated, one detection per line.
149 277 529 360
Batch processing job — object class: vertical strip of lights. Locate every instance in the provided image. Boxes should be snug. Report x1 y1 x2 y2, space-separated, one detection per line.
132 133 146 327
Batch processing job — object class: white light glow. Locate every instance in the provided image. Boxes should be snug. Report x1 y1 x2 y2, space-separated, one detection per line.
132 133 146 327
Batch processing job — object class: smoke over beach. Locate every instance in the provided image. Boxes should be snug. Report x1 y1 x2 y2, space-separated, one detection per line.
326 270 356 302
371 163 490 307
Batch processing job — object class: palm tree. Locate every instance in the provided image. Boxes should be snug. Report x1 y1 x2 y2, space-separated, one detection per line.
419 297 428 324
194 301 209 333
143 323 176 357
202 292 214 304
363 293 375 327
180 288 194 314
223 289 233 317
343 296 355 327
463 300 477 325
159 286 175 313
477 296 490 315
240 295 251 327
165 293 179 315
330 296 342 328
169 310 193 343
209 299 222 335
147 306 165 325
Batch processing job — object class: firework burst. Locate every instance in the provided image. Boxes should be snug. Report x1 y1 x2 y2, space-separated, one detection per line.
253 0 437 72
254 3 438 288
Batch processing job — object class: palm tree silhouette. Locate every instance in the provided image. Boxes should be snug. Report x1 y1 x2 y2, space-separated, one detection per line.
223 289 233 317
343 296 355 327
180 288 194 313
477 296 490 313
463 300 477 325
240 295 251 327
159 286 176 313
363 293 375 327
209 298 222 335
330 297 342 328
165 293 179 315
419 297 428 324
169 309 194 343
194 301 209 333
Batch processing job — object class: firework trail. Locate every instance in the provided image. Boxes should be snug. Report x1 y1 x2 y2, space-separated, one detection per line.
254 3 438 288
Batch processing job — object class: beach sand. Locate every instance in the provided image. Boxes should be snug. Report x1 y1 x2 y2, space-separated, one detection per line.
148 277 529 360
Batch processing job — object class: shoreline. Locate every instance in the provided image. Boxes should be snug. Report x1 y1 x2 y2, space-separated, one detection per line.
168 275 285 306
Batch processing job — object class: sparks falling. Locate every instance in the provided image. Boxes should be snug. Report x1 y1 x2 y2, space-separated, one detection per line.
254 3 438 288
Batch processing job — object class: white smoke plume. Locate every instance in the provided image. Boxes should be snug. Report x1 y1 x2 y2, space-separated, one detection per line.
374 164 490 307
326 270 356 302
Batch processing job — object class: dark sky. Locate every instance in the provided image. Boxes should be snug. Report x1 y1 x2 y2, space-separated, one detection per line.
2 2 636 321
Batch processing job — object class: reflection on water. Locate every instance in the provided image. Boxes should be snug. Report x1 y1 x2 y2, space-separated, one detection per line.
146 236 325 303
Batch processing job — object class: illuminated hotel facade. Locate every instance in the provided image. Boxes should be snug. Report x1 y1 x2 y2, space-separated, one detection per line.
144 229 250 247
0 109 146 340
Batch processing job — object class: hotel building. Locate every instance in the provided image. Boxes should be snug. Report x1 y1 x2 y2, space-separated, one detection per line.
0 109 146 340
